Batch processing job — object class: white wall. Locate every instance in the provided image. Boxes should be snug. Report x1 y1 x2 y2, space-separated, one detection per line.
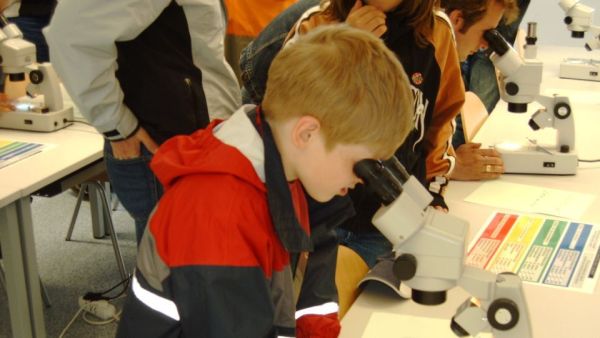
520 0 600 47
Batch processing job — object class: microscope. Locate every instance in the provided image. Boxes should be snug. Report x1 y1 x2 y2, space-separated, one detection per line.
354 158 532 338
558 0 600 82
0 14 73 132
483 27 578 175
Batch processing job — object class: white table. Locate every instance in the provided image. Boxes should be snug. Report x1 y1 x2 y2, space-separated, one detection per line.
340 45 600 338
0 123 103 338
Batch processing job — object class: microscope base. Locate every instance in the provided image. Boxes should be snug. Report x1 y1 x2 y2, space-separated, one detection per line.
498 148 578 175
0 106 73 132
559 58 600 82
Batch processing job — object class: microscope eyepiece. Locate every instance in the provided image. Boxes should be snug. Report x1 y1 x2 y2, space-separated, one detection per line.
354 159 402 205
483 29 510 56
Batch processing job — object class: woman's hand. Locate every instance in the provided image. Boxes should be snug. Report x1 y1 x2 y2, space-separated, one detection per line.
346 0 387 38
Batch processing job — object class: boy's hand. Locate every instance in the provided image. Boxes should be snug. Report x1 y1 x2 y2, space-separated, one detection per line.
346 0 387 38
110 127 158 160
450 143 504 181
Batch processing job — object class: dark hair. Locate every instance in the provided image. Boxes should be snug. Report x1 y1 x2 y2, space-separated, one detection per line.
323 0 437 47
441 0 519 33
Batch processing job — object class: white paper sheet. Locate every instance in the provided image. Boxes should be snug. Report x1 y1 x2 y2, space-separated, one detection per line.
464 181 595 220
361 312 492 338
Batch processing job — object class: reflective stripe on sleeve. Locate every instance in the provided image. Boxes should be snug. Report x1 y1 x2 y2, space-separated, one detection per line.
132 275 180 321
295 302 339 320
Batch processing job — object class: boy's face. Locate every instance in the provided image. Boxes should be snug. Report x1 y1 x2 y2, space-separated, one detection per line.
452 1 506 61
275 115 377 202
299 135 376 202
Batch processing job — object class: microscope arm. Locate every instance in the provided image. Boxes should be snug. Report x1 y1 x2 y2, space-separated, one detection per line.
585 25 600 50
452 267 531 338
532 95 575 153
25 63 65 111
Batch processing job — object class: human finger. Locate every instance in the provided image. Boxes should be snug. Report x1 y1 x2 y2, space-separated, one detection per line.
479 147 501 157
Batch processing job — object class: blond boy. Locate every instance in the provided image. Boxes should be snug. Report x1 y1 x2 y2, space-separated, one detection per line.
116 25 413 338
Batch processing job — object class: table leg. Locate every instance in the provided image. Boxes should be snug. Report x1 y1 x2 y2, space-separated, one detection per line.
0 197 47 338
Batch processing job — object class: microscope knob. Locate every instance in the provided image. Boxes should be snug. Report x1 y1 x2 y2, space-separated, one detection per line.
564 16 573 25
393 254 417 281
505 82 519 95
554 102 571 119
487 298 520 331
29 70 44 84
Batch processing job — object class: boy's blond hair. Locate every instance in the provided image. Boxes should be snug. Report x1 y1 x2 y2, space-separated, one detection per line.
262 24 413 160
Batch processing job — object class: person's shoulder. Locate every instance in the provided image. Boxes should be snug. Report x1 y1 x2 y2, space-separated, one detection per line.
153 173 270 240
431 10 456 46
173 173 265 210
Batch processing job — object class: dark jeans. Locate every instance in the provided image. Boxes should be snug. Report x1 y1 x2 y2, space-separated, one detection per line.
9 16 51 62
336 228 392 268
104 140 163 244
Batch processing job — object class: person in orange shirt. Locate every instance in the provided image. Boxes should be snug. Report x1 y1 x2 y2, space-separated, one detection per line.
223 0 297 83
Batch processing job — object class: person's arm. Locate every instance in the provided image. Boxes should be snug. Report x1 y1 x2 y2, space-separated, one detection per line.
424 15 465 209
44 0 171 143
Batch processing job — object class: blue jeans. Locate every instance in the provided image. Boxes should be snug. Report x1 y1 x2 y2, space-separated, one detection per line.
104 140 163 244
336 228 392 268
239 0 319 104
9 16 51 62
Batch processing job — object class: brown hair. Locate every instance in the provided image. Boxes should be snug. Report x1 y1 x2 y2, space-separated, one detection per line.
442 0 519 33
262 25 413 159
322 0 437 47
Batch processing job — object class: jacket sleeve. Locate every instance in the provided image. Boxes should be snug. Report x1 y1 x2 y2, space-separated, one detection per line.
44 0 172 140
295 224 341 338
423 15 465 200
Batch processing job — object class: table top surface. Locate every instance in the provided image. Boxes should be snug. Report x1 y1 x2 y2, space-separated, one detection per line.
0 122 103 208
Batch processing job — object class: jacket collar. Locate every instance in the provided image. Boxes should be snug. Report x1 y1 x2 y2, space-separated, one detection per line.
248 107 312 253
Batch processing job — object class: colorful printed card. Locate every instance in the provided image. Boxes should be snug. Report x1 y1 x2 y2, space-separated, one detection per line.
467 212 600 293
0 138 45 169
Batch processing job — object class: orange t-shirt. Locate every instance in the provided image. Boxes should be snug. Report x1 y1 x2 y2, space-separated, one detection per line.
224 0 297 37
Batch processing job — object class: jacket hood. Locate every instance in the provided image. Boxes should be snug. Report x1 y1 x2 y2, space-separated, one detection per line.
150 119 265 193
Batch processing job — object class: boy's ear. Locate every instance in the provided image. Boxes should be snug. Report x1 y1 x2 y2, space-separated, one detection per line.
448 9 464 32
292 115 320 148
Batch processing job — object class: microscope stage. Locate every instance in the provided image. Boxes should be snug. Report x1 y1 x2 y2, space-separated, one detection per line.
0 106 73 132
497 146 578 175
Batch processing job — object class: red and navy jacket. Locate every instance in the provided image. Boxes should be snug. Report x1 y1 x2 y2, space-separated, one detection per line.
116 106 341 338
